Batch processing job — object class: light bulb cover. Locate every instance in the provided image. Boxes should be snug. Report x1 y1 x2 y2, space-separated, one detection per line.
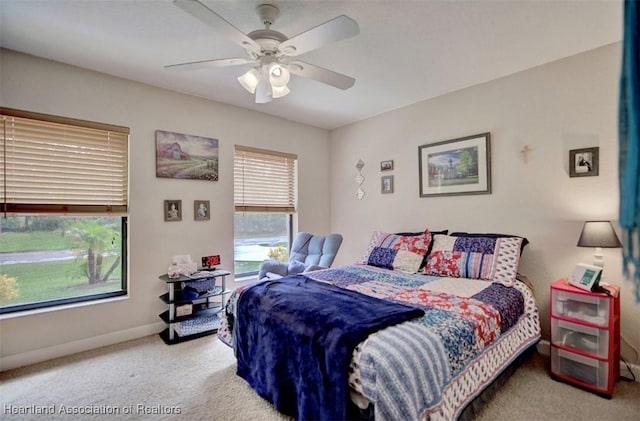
269 63 290 88
272 85 290 99
255 66 272 103
237 68 261 94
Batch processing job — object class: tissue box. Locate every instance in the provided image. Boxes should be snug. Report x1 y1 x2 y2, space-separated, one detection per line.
172 254 197 275
177 262 197 275
176 304 193 317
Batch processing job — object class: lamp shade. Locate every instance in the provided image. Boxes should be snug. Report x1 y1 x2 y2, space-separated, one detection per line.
269 63 290 88
254 66 272 104
577 221 622 248
238 62 291 103
238 68 261 94
271 85 290 99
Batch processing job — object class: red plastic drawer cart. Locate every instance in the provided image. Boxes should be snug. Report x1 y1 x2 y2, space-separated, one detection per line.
549 278 620 397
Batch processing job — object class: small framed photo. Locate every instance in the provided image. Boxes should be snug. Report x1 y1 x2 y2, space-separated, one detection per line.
164 200 182 221
381 175 394 194
194 200 210 221
380 160 394 171
569 147 599 177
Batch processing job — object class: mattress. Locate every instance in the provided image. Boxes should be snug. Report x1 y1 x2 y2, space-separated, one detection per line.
218 263 541 420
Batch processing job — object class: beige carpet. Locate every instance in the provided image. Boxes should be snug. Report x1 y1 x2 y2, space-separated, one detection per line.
1 334 638 420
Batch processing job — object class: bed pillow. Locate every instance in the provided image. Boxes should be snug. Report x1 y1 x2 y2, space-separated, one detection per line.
395 229 448 237
360 230 433 273
449 232 529 255
423 234 523 285
395 229 448 267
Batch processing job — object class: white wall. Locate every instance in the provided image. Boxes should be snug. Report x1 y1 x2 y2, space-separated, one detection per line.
329 43 640 364
0 49 331 369
2 43 639 371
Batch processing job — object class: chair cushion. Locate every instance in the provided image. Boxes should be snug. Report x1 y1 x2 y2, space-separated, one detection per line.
258 260 288 280
288 260 307 275
290 232 343 269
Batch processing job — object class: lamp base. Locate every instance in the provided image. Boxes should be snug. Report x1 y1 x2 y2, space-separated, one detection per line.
592 247 604 268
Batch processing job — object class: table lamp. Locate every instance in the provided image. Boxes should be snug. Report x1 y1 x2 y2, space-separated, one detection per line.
576 220 622 268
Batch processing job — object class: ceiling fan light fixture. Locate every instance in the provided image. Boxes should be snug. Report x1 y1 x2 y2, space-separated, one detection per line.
237 67 261 94
269 63 290 88
255 66 273 103
272 84 290 99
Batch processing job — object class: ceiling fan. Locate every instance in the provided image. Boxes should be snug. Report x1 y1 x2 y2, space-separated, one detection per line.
165 0 360 104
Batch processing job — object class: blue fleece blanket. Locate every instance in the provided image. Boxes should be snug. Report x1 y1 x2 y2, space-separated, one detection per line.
234 275 425 421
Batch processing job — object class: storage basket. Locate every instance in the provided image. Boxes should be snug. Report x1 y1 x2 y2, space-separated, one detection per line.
174 314 220 337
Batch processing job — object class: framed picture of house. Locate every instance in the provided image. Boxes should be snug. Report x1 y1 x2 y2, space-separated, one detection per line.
419 132 491 197
155 130 219 181
569 147 599 177
164 200 182 221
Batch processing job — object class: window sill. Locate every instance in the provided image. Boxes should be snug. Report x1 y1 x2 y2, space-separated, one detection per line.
0 294 129 320
234 274 258 283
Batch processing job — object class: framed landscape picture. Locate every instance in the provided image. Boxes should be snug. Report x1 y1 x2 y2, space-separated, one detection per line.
418 132 491 197
156 130 219 181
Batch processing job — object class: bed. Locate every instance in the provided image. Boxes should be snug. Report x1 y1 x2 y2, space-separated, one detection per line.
218 230 541 420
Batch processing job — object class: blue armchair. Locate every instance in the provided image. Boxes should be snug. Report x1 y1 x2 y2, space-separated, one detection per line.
258 232 343 280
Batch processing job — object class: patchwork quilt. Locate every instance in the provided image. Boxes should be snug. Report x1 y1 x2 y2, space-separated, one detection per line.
219 263 540 420
234 275 424 421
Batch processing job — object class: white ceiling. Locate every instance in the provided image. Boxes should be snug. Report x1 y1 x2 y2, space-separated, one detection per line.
0 0 623 130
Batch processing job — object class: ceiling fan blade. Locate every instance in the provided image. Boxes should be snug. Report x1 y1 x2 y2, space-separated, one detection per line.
173 0 260 54
164 57 256 71
279 15 359 57
288 61 355 90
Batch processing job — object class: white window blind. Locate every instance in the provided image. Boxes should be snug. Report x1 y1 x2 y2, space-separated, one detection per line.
234 145 297 213
1 108 129 215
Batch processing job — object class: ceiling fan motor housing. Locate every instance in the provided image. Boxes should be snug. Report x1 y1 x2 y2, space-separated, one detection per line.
249 4 289 57
256 4 280 27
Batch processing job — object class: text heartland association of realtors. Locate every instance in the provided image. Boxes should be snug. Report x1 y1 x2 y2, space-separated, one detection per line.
3 403 182 415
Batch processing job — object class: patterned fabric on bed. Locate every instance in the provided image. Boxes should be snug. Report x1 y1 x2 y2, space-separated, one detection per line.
423 234 523 286
221 263 538 421
359 230 433 273
307 265 524 377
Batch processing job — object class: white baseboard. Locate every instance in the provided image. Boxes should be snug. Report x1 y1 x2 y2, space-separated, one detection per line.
619 359 640 383
536 339 639 383
0 322 164 372
537 339 551 356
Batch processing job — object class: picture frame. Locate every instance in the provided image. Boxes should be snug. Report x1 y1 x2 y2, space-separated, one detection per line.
156 130 219 181
381 175 394 194
380 160 394 171
194 200 210 221
418 132 491 197
569 147 599 177
164 200 182 221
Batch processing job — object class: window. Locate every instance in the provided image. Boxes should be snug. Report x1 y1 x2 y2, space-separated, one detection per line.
0 108 129 314
233 146 297 277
